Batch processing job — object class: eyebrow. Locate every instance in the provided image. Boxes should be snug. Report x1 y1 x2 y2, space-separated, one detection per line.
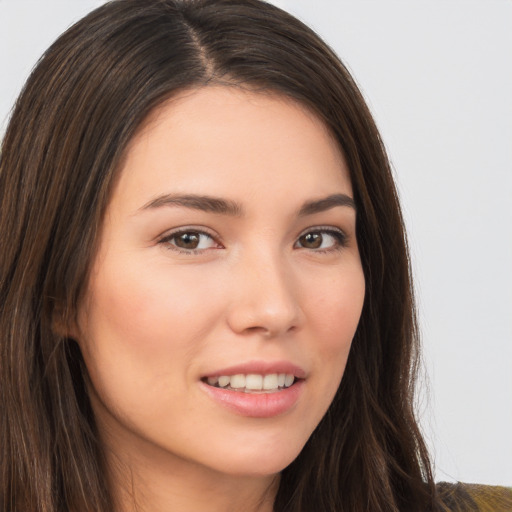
139 192 356 216
297 194 356 216
140 194 243 216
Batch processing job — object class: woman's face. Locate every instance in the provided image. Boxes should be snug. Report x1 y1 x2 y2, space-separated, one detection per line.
75 87 365 478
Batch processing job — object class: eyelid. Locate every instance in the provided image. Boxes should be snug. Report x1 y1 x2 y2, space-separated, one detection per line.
296 225 346 238
157 226 223 254
156 224 349 255
295 225 349 252
158 225 219 239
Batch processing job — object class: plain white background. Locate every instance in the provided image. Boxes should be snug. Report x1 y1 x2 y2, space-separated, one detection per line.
1 0 511 486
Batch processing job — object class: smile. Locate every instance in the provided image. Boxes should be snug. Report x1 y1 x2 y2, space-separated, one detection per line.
204 373 296 393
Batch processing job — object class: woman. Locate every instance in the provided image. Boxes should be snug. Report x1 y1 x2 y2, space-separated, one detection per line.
0 1 510 511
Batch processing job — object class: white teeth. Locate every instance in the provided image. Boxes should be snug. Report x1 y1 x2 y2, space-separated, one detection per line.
245 374 263 390
284 374 294 387
230 374 246 389
218 375 231 388
263 374 278 390
206 372 296 391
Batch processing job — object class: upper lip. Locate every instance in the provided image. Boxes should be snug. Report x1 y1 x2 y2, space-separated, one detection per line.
202 360 307 379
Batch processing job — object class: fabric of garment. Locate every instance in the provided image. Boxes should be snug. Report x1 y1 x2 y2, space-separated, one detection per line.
437 482 512 511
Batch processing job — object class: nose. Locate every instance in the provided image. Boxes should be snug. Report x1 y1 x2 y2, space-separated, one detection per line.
226 251 304 338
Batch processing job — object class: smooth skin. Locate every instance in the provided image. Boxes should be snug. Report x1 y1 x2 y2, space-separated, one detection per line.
73 87 366 512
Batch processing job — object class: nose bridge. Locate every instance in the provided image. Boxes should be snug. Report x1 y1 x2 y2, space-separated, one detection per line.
227 243 302 337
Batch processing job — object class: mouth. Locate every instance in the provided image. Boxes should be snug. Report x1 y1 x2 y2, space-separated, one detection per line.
201 373 299 393
200 364 306 417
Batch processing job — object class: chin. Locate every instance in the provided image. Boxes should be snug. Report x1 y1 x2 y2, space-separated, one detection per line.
202 434 308 478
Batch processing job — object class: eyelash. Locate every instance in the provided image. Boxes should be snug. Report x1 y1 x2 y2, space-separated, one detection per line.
295 227 348 253
158 226 348 255
158 227 221 255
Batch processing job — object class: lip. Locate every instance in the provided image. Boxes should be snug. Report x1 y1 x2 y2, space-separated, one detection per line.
200 379 304 418
200 360 307 418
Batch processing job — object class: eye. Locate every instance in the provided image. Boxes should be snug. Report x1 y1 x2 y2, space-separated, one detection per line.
295 228 347 252
159 229 220 253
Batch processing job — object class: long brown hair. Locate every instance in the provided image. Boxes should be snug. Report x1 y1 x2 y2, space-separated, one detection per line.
1 1 437 510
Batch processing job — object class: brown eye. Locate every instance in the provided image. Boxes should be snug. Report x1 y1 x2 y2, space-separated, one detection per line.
299 232 323 249
295 229 347 251
175 232 201 249
162 230 218 252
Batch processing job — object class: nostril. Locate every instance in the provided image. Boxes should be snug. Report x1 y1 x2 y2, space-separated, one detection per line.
244 324 296 338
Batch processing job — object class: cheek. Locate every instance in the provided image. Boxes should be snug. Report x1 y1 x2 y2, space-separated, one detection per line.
309 266 365 347
305 265 365 393
75 257 227 410
82 258 220 352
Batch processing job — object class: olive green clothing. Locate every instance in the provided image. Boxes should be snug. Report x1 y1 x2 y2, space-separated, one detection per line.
437 482 512 511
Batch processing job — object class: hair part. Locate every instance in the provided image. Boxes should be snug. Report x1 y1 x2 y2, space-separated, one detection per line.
1 1 437 510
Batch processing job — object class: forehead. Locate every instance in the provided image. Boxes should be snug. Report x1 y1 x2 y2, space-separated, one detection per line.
113 86 352 214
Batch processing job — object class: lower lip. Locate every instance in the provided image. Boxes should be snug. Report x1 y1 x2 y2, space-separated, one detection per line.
200 380 304 418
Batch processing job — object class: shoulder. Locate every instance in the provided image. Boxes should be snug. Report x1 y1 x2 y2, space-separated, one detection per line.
436 482 512 512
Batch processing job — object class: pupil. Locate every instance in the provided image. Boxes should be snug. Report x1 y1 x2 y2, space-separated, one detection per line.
302 232 322 248
176 233 199 249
